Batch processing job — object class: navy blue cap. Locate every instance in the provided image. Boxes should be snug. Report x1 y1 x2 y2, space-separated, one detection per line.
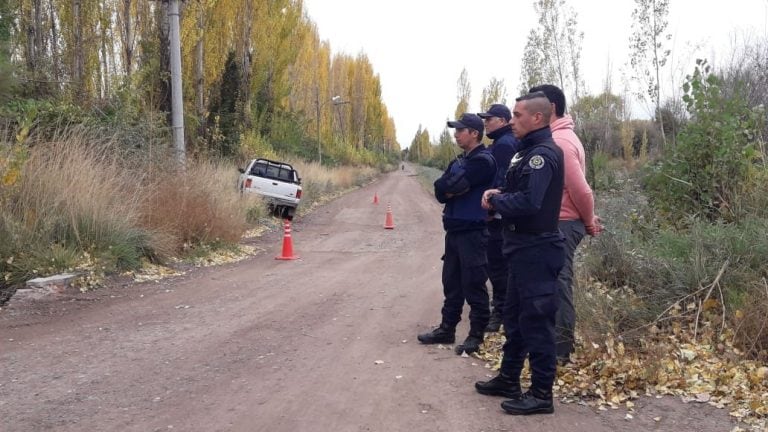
447 113 484 134
477 104 511 121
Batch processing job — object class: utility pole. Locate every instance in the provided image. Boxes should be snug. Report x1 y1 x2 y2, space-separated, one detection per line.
167 0 186 165
315 91 344 165
316 90 321 165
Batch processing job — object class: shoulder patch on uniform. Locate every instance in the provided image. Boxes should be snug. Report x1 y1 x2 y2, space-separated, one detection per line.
529 155 545 170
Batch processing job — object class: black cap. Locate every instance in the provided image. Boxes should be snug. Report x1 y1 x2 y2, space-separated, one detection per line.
477 104 511 122
447 113 484 134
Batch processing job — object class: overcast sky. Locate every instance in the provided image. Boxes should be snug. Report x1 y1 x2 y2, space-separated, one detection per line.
302 0 768 149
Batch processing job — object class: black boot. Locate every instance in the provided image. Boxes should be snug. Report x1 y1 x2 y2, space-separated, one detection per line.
485 310 503 332
417 325 455 344
475 373 522 399
454 331 484 355
500 389 554 415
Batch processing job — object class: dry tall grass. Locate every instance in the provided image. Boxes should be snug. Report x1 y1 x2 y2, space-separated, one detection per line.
1 129 251 285
140 158 248 250
281 158 377 210
18 135 140 232
291 159 376 189
10 131 150 269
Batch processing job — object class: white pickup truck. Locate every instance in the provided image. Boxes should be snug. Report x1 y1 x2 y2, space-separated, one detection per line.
238 158 302 220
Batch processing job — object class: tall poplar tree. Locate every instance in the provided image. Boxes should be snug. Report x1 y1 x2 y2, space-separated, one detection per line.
480 77 507 110
3 0 400 160
519 0 584 103
480 77 508 144
432 124 457 169
0 0 15 99
408 125 431 163
520 30 552 95
455 68 471 118
629 0 671 147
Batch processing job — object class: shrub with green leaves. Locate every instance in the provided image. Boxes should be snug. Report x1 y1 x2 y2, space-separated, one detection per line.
591 150 619 191
644 59 765 225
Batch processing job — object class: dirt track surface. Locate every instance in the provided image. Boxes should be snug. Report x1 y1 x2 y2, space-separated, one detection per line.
0 166 736 431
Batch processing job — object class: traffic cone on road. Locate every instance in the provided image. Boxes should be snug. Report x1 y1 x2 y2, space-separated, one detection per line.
383 203 395 229
275 219 299 260
373 192 379 204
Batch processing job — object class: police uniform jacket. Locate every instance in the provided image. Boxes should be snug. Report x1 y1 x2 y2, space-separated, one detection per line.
434 144 496 232
488 126 564 250
487 124 521 189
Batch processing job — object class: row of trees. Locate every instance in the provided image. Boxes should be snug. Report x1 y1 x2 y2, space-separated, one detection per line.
1 0 399 163
404 0 675 172
405 0 767 227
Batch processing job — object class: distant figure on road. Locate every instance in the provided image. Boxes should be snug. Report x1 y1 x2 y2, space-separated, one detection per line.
476 103 521 333
475 92 565 415
529 84 603 364
401 163 404 170
417 113 496 356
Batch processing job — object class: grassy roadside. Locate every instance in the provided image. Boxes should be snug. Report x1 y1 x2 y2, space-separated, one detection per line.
411 163 443 194
0 129 388 303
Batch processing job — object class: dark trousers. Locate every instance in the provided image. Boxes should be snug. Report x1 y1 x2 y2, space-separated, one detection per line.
486 219 508 315
440 229 490 335
556 220 585 359
500 239 565 393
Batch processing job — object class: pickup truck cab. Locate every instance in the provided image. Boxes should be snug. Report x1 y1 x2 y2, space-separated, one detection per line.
238 158 302 220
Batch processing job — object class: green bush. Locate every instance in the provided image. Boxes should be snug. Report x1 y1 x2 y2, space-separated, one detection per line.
238 130 277 161
644 59 765 225
591 151 618 190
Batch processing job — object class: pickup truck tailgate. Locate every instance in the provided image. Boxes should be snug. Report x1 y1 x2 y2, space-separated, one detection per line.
245 176 299 201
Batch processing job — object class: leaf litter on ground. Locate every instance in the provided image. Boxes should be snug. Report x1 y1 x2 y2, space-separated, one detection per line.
476 284 767 431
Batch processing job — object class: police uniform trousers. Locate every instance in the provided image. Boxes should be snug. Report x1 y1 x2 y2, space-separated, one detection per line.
500 233 565 393
486 218 508 314
440 229 490 333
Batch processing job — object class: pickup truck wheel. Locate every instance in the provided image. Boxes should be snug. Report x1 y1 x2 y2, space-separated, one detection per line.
273 205 295 221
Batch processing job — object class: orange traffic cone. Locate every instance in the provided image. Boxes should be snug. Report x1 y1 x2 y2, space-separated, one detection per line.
275 219 299 260
384 203 395 229
373 192 379 204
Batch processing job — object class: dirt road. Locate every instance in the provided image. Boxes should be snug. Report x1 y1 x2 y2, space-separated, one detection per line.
0 167 735 431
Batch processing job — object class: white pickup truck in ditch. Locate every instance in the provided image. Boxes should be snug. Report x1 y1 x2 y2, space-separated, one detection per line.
238 158 302 220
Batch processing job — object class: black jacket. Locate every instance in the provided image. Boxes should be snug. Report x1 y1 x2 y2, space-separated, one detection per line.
434 144 496 232
489 126 564 240
486 124 520 189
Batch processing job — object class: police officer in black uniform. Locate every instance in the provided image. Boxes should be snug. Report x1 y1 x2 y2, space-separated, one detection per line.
476 104 521 332
417 113 496 355
474 92 566 415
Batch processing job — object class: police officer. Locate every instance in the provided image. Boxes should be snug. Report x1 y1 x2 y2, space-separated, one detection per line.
476 104 521 332
474 92 566 415
417 113 496 355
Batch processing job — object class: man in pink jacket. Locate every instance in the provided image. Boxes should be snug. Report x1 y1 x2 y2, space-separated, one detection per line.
529 85 603 363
